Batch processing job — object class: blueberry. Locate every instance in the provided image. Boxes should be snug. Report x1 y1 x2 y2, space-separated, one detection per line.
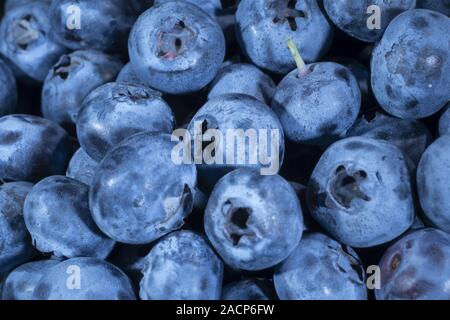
347 112 432 169
90 133 197 244
128 1 225 94
438 104 450 136
274 233 367 300
188 94 285 191
272 62 361 144
0 1 68 82
23 176 115 259
116 62 147 86
4 0 49 12
417 135 450 232
204 168 303 271
235 0 332 74
153 0 222 19
417 0 450 16
208 62 276 105
0 182 35 274
376 228 450 300
33 257 136 300
49 0 137 53
323 0 416 42
222 279 277 300
76 82 175 162
307 137 414 248
0 58 17 116
371 9 450 119
0 115 74 182
66 148 98 186
41 50 123 127
2 259 59 300
140 230 223 300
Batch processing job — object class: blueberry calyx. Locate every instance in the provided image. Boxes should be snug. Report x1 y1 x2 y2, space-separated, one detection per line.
222 199 255 246
156 20 196 59
11 15 42 50
271 0 307 32
329 165 371 209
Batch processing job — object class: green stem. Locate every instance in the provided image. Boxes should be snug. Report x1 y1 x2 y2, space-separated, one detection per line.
287 38 307 76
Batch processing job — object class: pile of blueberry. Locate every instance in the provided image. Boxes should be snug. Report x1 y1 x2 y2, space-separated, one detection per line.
0 0 450 301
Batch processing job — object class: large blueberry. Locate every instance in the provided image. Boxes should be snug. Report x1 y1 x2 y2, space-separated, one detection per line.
274 233 367 300
417 0 450 16
0 115 74 182
0 182 35 274
376 228 450 300
49 0 137 53
187 94 285 191
0 1 68 82
417 135 450 232
347 113 432 169
0 58 17 116
324 0 416 42
41 50 123 127
235 0 332 74
66 148 98 186
140 231 223 300
2 259 59 300
307 137 414 248
208 62 276 105
371 9 450 119
222 279 277 300
90 133 197 244
77 82 175 162
33 258 135 300
205 168 303 270
23 176 115 259
128 1 225 94
272 62 361 144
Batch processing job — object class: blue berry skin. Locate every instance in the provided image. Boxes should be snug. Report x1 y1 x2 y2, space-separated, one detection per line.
42 50 123 127
33 257 136 300
0 2 68 83
222 279 276 300
417 0 450 16
324 0 416 43
438 104 450 136
2 259 59 300
140 231 223 300
188 94 285 191
0 58 17 116
116 62 146 86
128 1 226 94
154 0 222 19
23 176 115 259
371 9 450 119
376 228 450 300
347 113 432 169
274 233 367 300
49 0 137 53
417 135 450 233
4 0 49 12
76 82 175 162
208 63 276 105
272 62 361 144
90 133 197 244
307 137 415 248
0 115 74 182
66 148 98 186
235 0 332 74
204 168 303 271
0 182 35 274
